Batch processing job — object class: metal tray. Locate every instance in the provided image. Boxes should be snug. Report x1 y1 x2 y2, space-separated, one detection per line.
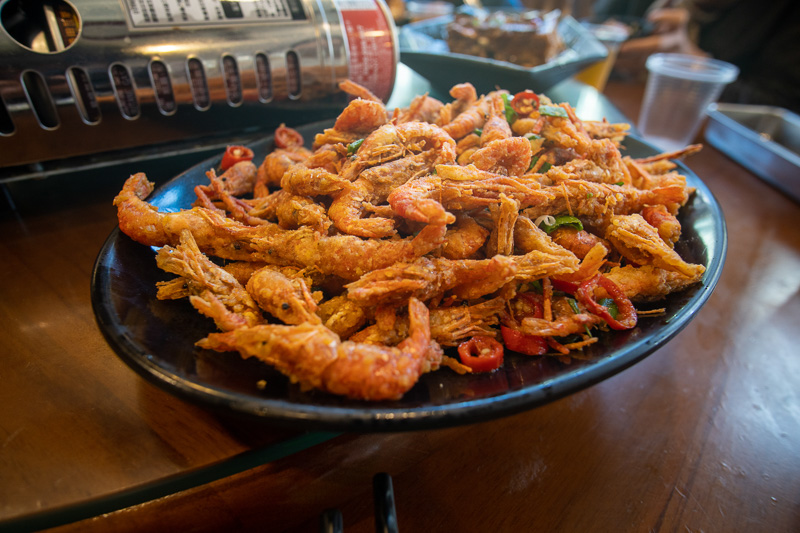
705 103 800 202
398 9 606 95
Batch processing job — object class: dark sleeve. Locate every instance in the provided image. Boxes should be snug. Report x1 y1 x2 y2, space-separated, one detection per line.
698 0 800 113
589 0 654 19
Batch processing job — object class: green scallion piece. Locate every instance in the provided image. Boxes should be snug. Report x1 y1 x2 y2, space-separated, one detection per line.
539 104 568 118
528 156 552 173
568 298 580 314
539 214 583 234
502 93 518 124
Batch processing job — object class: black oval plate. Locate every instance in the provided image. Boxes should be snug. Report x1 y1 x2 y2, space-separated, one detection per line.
91 120 727 432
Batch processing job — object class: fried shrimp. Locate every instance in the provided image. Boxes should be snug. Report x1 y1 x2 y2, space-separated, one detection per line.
602 264 704 302
316 294 371 339
250 223 448 280
470 136 532 176
115 173 444 277
246 266 320 325
254 147 312 194
247 189 332 232
339 79 384 103
351 296 504 346
641 205 681 245
113 80 708 401
395 93 444 124
197 160 258 199
345 256 517 307
550 227 611 259
114 173 267 259
340 121 457 183
479 92 513 145
333 99 389 133
197 298 437 401
441 215 490 260
388 166 551 225
155 230 263 331
328 150 440 238
486 194 520 257
280 165 354 196
442 93 491 140
522 179 689 225
436 82 478 126
312 95 388 149
603 214 705 278
519 313 603 337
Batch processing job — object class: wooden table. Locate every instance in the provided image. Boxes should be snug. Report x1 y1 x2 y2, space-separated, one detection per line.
2 71 799 533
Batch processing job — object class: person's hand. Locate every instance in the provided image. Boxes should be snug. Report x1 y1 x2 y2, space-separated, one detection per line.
613 7 709 78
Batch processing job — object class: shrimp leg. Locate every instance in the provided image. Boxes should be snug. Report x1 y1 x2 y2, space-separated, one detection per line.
351 296 505 346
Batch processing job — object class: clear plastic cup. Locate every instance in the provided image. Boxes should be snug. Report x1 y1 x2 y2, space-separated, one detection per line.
637 53 739 152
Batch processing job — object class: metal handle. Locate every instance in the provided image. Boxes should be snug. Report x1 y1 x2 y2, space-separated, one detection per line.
373 473 399 533
319 473 398 533
320 508 344 533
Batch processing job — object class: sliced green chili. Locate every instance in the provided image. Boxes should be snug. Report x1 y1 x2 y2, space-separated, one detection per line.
538 104 568 118
346 138 364 155
502 93 518 124
528 156 553 173
567 298 593 336
598 298 619 319
528 279 543 293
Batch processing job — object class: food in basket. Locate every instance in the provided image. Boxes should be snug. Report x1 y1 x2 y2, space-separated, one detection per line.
113 80 704 401
446 9 565 67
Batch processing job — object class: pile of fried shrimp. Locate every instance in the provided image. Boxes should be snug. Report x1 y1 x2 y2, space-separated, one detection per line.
113 80 705 401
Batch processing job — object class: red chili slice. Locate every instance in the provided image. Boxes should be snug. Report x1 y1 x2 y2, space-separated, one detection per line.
550 279 579 294
517 291 544 315
499 291 547 356
575 274 637 330
511 90 541 116
457 336 504 373
274 124 304 149
220 145 254 171
500 325 548 356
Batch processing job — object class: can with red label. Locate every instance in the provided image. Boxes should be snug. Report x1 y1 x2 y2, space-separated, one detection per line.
0 0 399 169
338 0 398 103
